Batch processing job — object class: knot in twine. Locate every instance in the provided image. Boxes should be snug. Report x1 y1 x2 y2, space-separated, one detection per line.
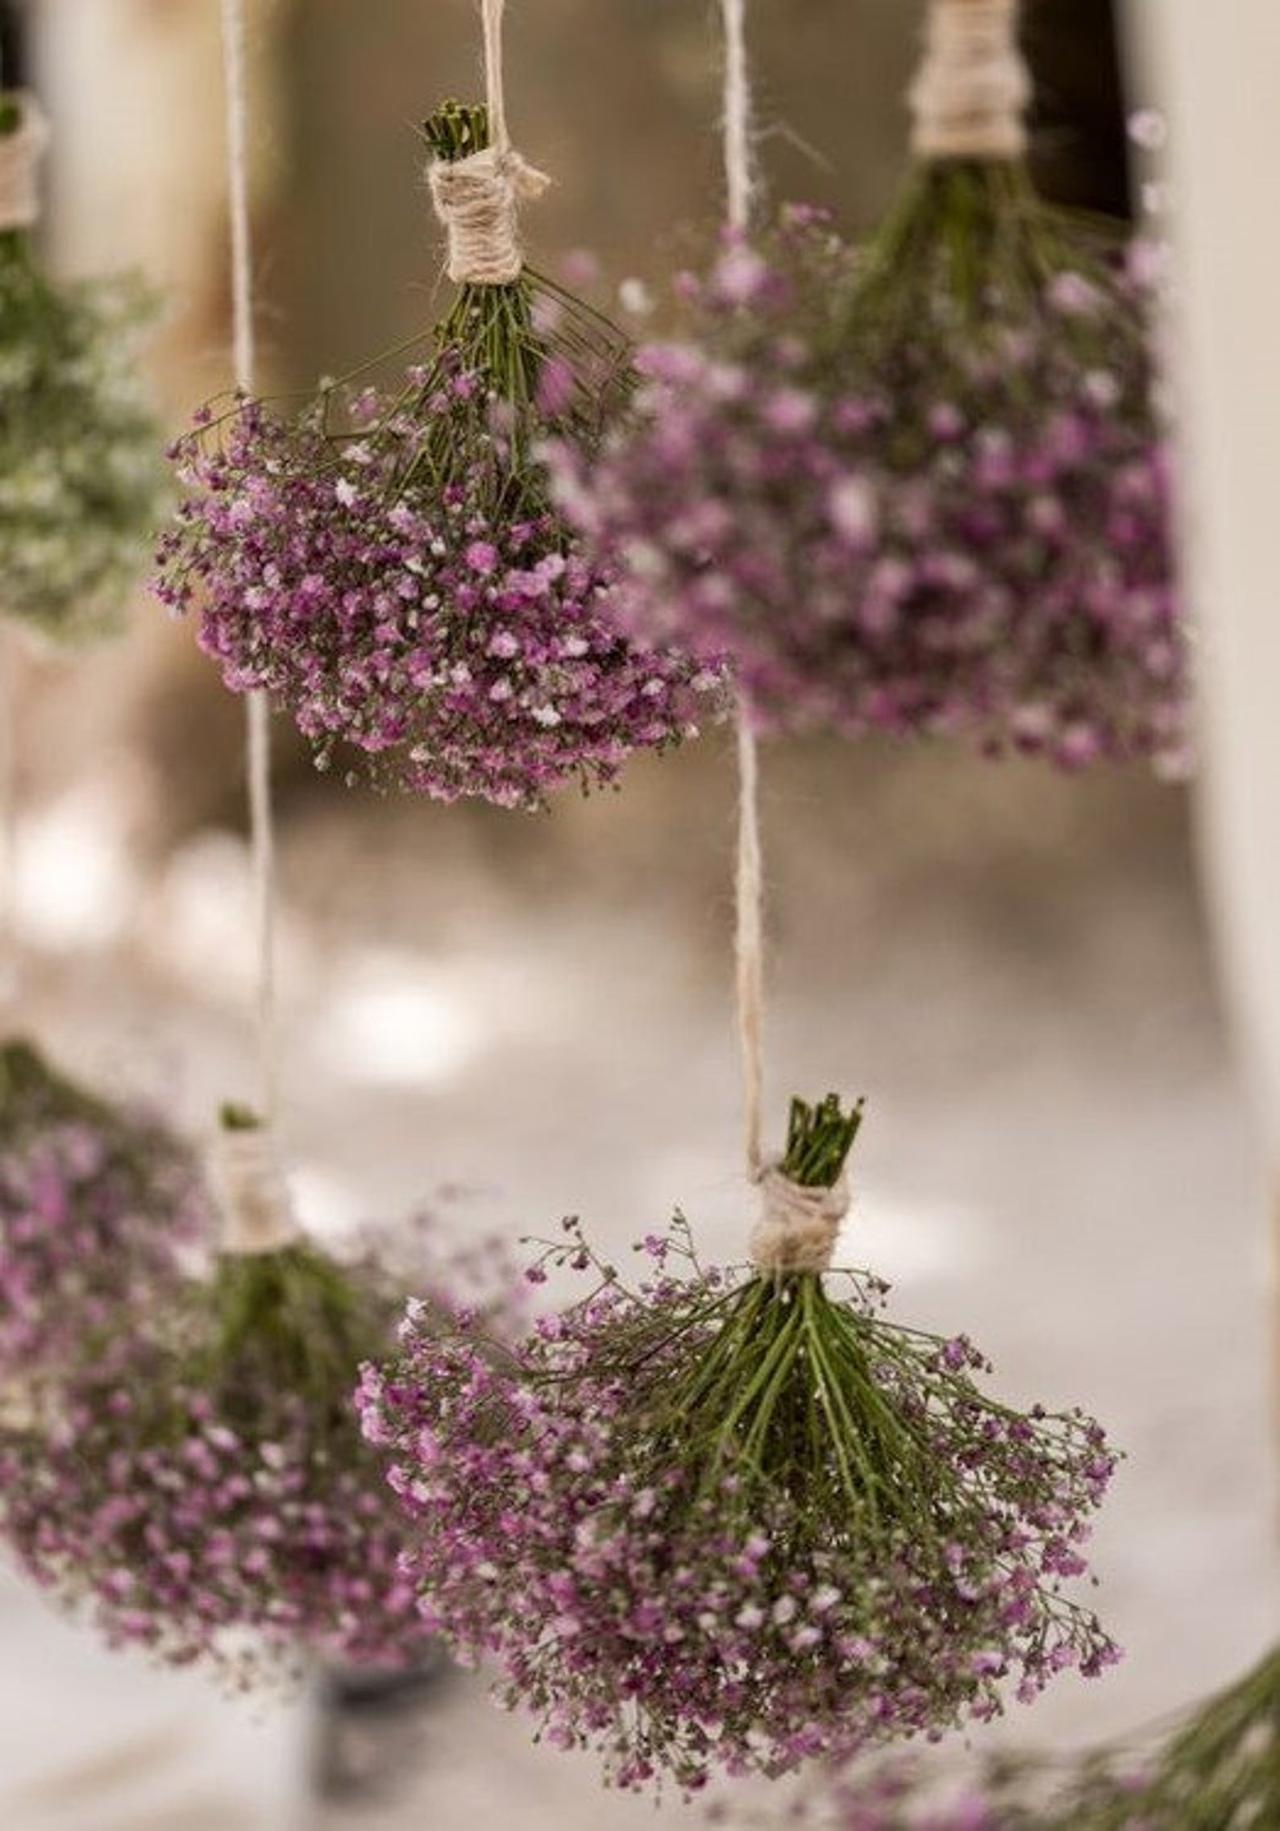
0 93 50 232
428 144 550 286
910 0 1031 162
212 1124 298 1256
749 1166 850 1276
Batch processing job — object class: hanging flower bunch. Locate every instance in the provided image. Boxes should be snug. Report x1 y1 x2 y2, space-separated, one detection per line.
155 100 719 810
548 6 1185 773
0 92 166 643
360 1095 1119 1794
0 1039 209 1383
788 1637 1280 1829
0 1112 519 1684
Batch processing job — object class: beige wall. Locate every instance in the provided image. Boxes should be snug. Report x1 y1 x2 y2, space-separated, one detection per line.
1129 0 1280 1156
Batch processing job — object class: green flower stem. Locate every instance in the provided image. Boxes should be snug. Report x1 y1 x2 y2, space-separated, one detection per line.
201 1244 386 1429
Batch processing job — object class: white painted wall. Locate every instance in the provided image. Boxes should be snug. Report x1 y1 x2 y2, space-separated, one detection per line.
1128 1 1280 1159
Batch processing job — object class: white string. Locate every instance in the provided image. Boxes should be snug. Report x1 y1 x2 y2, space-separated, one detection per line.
721 0 754 237
0 633 18 1007
910 0 1031 162
218 0 277 1127
735 709 765 1181
719 0 768 1184
482 0 510 154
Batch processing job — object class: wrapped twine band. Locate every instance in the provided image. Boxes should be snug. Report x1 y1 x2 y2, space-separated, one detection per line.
0 92 50 232
212 1125 299 1256
749 1166 850 1275
428 144 549 286
910 0 1031 161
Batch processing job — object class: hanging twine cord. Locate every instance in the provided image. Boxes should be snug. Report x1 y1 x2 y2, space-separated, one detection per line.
718 0 846 1271
218 0 294 1253
735 711 766 1184
0 636 19 1008
909 0 1031 162
428 0 550 285
0 91 49 231
722 0 764 1181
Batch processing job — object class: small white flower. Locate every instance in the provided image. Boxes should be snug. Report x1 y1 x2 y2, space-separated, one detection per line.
618 277 654 317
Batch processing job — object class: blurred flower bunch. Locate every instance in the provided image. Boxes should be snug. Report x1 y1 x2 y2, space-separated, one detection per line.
0 1040 208 1384
0 96 165 643
0 1174 523 1684
550 185 1185 774
360 1100 1118 1794
781 1637 1280 1829
156 100 719 809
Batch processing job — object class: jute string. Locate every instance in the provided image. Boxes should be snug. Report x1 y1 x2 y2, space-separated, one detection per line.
218 0 295 1254
0 91 48 231
909 0 1030 162
428 0 550 286
0 632 19 1008
718 0 849 1273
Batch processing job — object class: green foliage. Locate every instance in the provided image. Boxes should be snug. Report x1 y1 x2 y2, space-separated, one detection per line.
1046 1642 1280 1829
782 1091 865 1189
199 1243 393 1435
0 159 166 644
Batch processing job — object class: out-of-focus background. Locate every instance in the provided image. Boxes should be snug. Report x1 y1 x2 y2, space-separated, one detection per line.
1 0 1275 1826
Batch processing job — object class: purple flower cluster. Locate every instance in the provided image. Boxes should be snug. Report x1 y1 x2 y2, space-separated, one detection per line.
549 211 1186 772
359 1219 1119 1794
0 1041 208 1381
0 1225 521 1685
155 364 719 810
0 1352 429 1681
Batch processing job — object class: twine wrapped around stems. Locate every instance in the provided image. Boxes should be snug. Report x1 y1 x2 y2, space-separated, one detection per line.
212 1120 298 1256
428 0 550 285
0 93 49 232
909 0 1032 161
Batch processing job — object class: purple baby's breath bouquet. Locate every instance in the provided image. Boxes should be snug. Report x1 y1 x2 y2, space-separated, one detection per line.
155 100 717 810
0 1111 517 1685
549 1 1186 773
791 1637 1280 1828
360 1096 1119 1794
0 1039 208 1385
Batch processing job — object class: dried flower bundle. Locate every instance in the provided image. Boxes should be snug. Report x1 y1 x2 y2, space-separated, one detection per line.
0 1148 519 1685
360 1096 1118 1794
0 94 165 643
796 1638 1280 1829
156 100 718 809
550 165 1184 772
0 1039 208 1382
